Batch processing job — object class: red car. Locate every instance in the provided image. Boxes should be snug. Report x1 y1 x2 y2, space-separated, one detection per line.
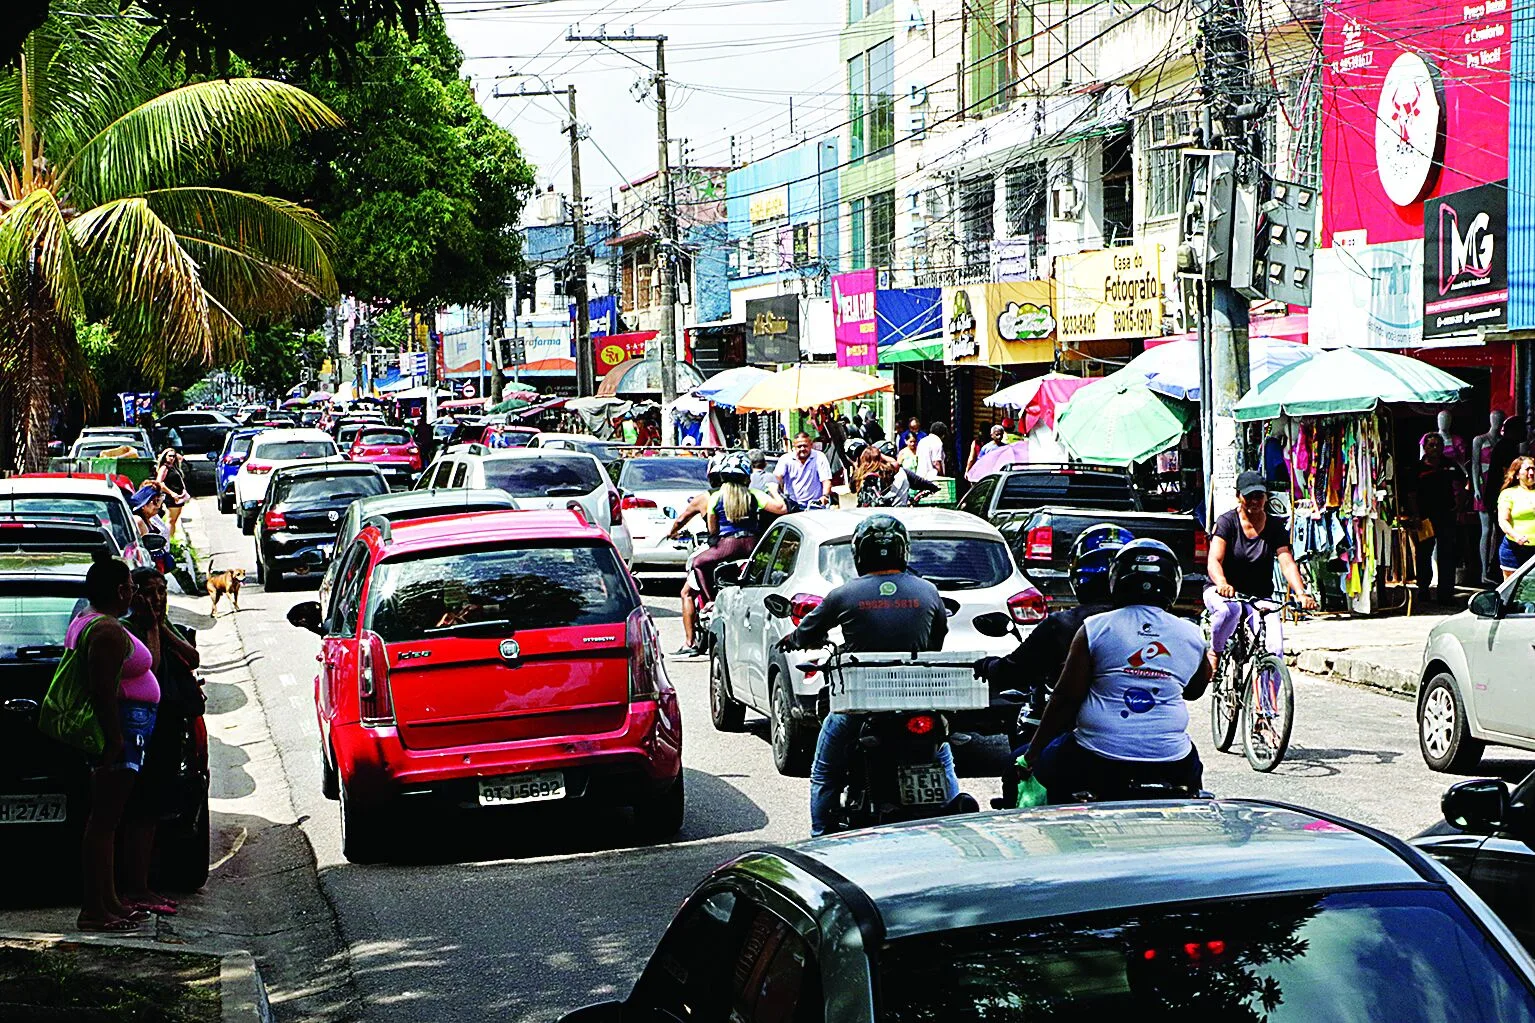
285 509 683 862
347 425 423 487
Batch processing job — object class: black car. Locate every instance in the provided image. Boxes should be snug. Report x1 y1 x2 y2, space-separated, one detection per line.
256 462 387 589
153 410 237 493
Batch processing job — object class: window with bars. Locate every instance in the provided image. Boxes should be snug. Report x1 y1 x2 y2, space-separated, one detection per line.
1142 109 1193 220
869 190 895 268
621 259 635 312
850 198 867 270
1005 162 1047 244
960 174 995 244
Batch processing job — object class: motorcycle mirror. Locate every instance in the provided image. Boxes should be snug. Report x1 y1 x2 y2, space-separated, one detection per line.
763 593 793 619
286 601 323 635
973 611 1014 637
663 506 678 519
941 597 962 617
140 533 168 555
999 689 1028 703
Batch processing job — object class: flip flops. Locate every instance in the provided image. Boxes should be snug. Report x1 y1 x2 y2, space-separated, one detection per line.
128 898 177 916
77 915 141 932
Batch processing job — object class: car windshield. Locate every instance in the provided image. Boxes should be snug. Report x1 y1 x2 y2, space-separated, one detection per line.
620 458 711 490
253 440 336 460
2 497 133 548
357 428 411 446
820 536 1013 590
482 457 602 498
364 542 638 641
274 473 386 504
229 434 257 458
0 592 87 658
880 888 1535 1023
76 441 150 458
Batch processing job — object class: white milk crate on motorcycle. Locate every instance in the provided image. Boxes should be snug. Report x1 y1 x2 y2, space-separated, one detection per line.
822 652 991 714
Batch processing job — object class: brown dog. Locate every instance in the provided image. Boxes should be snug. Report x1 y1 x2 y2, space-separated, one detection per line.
207 568 246 617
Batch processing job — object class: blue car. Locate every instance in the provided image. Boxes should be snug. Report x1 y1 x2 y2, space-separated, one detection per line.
558 802 1535 1022
215 427 265 514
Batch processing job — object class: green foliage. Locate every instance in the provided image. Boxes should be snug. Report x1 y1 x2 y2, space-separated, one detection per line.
231 325 326 398
370 306 411 351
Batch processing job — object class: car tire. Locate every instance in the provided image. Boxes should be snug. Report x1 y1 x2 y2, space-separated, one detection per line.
709 648 746 732
320 744 340 801
1419 672 1486 773
218 490 233 515
241 512 254 536
339 782 388 864
254 556 264 584
633 773 685 842
154 799 210 892
769 671 814 777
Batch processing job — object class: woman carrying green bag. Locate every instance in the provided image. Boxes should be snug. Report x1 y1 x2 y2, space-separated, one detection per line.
67 553 161 933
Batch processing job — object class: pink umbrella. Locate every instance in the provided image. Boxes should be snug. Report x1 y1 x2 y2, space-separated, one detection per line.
983 373 1095 432
966 439 1031 482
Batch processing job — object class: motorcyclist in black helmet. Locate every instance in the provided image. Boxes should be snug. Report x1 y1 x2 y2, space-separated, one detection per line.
1023 538 1212 803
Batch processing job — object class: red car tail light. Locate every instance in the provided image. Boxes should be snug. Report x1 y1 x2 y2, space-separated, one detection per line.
620 495 657 510
1007 588 1047 624
263 510 287 530
626 608 657 701
1193 528 1210 563
905 713 936 736
608 489 623 525
358 630 395 725
789 592 823 625
1024 524 1053 562
246 462 273 475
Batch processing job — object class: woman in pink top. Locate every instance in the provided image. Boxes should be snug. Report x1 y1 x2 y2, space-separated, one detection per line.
72 553 160 933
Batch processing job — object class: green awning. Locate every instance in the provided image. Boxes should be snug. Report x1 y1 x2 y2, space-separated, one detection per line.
879 335 943 364
1233 347 1470 421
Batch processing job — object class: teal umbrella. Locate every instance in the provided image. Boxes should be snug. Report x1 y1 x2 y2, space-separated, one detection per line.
1234 347 1470 421
1055 370 1193 466
879 335 943 363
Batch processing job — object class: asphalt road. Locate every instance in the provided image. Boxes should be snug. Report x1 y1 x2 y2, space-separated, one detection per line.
193 496 1535 1022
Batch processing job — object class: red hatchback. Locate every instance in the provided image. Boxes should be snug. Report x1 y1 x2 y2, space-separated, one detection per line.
286 509 683 862
347 425 423 488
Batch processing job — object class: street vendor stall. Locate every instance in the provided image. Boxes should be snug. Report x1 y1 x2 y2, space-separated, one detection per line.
1234 348 1471 614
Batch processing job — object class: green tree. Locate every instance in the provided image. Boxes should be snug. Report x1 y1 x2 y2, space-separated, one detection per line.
0 4 341 469
233 325 327 398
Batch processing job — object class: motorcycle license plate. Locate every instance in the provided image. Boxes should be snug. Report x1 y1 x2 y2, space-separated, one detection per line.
897 765 947 806
478 771 566 806
0 794 66 823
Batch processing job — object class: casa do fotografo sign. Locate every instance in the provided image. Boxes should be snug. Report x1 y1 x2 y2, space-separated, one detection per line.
1056 245 1163 343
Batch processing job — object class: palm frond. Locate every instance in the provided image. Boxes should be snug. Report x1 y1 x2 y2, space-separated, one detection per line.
0 187 84 328
59 79 342 208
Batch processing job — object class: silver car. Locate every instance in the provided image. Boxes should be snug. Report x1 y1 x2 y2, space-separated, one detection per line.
617 455 712 570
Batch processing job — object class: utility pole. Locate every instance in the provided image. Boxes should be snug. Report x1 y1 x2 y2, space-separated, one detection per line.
567 28 679 440
496 80 595 396
488 292 505 405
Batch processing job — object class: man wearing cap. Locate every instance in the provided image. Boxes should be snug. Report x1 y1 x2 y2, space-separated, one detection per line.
1205 471 1316 665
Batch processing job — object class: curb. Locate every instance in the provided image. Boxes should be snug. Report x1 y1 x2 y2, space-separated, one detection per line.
1288 649 1420 696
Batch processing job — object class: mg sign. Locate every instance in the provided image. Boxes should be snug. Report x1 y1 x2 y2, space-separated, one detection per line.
1423 180 1507 338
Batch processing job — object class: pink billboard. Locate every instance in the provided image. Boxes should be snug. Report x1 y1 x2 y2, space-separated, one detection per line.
832 270 878 367
1321 0 1509 245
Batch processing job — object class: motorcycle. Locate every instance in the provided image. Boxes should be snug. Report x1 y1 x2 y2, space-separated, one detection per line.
766 593 982 833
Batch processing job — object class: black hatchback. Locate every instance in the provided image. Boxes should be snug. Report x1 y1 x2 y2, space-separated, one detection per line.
256 462 386 589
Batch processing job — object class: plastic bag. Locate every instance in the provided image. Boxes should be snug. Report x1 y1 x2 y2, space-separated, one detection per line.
1015 754 1048 808
38 618 105 757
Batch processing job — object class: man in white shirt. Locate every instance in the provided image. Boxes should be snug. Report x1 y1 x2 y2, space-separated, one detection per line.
914 421 948 480
774 432 833 509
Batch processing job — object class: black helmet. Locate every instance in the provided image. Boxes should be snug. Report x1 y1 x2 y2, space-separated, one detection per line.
875 440 897 458
852 513 910 574
1069 523 1135 603
1107 538 1182 609
844 438 869 462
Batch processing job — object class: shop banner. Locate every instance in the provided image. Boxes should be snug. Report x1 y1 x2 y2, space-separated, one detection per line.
744 295 800 364
942 282 1055 365
832 270 878 367
1310 241 1424 348
1055 245 1162 343
1423 180 1508 338
596 331 656 372
875 287 941 347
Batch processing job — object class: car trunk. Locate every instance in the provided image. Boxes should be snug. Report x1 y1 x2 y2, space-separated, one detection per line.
627 489 701 540
279 499 347 535
391 623 631 750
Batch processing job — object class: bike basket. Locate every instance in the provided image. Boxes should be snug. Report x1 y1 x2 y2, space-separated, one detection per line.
823 651 990 714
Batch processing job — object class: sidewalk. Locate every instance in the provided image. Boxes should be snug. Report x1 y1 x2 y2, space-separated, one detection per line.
1282 607 1455 696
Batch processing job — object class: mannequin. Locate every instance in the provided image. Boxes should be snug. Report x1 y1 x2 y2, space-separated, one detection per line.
1474 410 1506 583
1422 410 1469 466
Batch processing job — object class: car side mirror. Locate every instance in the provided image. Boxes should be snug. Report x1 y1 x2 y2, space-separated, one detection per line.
1442 778 1510 835
763 593 793 619
941 597 962 617
206 451 219 461
287 601 324 635
557 1002 625 1023
714 563 742 588
973 611 1015 638
1469 590 1503 618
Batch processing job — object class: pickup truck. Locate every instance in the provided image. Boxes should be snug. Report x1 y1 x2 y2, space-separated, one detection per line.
958 463 1209 610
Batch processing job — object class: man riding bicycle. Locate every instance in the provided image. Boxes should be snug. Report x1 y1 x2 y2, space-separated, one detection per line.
1024 538 1212 803
1206 471 1315 669
778 514 959 836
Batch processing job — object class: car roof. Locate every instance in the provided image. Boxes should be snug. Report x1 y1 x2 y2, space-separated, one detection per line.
0 556 94 580
272 460 380 480
351 489 514 519
734 802 1433 940
251 428 334 444
0 477 129 500
778 507 1007 542
379 509 609 553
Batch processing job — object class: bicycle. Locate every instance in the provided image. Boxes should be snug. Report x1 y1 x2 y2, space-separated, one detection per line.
1206 595 1299 773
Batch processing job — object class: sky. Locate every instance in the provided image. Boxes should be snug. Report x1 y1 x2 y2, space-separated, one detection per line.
442 0 843 200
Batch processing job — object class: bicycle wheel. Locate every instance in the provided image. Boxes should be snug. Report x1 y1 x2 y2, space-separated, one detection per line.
1209 654 1242 753
1242 655 1294 772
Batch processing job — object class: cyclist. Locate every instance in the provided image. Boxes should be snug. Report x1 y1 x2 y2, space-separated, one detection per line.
1024 538 1212 804
1206 470 1315 669
778 514 960 836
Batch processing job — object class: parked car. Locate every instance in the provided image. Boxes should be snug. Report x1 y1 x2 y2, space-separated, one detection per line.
526 432 623 468
284 508 683 862
1417 562 1535 771
709 507 1044 774
617 455 713 570
67 435 154 460
958 462 1208 610
232 429 341 534
556 801 1535 1022
415 446 634 562
213 427 266 514
78 425 154 450
255 461 388 589
346 425 422 488
153 410 237 492
332 415 387 443
0 476 150 568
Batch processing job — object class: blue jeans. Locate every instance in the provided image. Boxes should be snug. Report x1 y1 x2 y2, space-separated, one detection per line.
809 712 959 837
1033 733 1202 804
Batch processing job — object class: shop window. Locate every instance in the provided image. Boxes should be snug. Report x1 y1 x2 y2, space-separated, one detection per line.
1142 108 1193 220
869 190 896 269
850 198 867 270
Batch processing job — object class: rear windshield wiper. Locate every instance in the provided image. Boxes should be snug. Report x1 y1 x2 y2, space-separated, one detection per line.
542 485 588 497
11 645 65 659
420 618 515 637
923 576 978 591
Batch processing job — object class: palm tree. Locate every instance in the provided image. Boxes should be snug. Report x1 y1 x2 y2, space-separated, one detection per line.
0 8 341 470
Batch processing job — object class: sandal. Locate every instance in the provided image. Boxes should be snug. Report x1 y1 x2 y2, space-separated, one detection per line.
78 915 141 933
127 899 178 916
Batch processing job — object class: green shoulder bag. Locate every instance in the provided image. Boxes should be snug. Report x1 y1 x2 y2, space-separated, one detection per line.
38 617 107 757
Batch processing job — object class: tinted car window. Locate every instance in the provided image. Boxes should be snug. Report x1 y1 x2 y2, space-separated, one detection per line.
620 458 711 490
0 593 87 654
996 471 1138 511
482 457 602 498
253 440 336 460
358 428 411 446
273 472 386 504
3 497 133 549
364 543 639 641
229 434 257 457
820 536 1013 589
337 425 364 447
880 888 1535 1023
75 441 152 458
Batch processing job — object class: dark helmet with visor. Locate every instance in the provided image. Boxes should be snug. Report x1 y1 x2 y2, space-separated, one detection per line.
1069 523 1136 603
852 513 910 574
1107 538 1182 609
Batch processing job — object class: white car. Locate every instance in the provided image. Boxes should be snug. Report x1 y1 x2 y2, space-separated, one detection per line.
616 455 712 569
232 428 340 533
78 425 154 450
68 435 155 460
0 477 152 568
526 432 622 463
415 445 634 562
708 507 1044 774
1418 562 1535 772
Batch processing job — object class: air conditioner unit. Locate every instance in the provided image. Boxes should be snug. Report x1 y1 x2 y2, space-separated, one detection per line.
1053 185 1082 220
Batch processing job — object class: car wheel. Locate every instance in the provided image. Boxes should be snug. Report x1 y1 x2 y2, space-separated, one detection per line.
1419 672 1485 772
633 773 685 842
709 648 746 732
153 800 210 892
241 512 254 536
218 490 233 515
339 782 388 864
254 556 264 584
769 671 814 777
320 743 340 801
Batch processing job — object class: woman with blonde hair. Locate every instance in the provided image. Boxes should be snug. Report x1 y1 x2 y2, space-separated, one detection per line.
1497 455 1535 578
154 448 191 538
